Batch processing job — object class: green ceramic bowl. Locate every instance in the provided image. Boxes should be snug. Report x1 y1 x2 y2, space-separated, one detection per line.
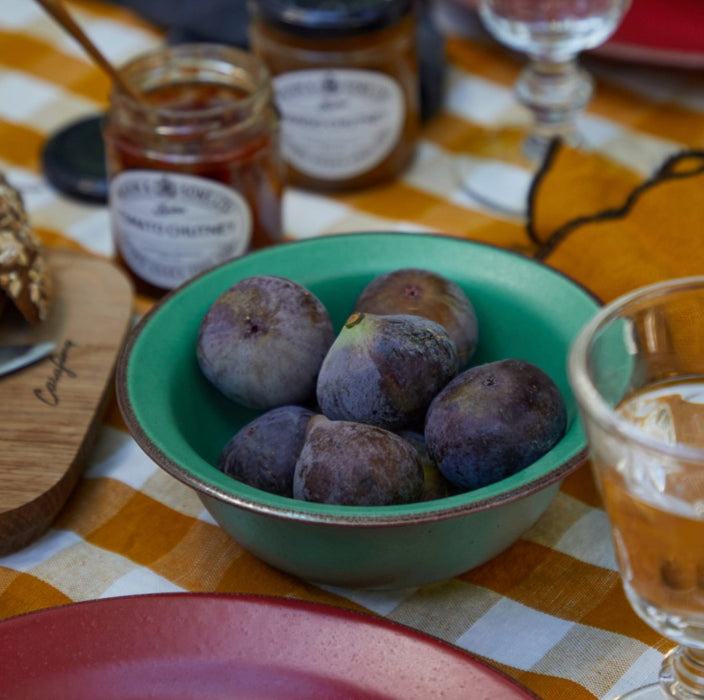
116 232 600 590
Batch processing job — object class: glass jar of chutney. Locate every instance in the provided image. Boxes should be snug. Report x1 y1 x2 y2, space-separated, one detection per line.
103 43 284 296
248 0 420 192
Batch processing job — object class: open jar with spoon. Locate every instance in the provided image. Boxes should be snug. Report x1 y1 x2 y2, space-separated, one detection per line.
103 43 284 297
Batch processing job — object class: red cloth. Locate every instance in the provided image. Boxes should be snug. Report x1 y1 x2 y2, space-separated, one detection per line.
454 0 704 65
611 0 704 53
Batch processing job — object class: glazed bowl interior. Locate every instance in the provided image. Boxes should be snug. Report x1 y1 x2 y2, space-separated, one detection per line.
117 232 600 524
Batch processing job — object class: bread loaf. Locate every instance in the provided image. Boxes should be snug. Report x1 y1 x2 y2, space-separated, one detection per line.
0 175 52 324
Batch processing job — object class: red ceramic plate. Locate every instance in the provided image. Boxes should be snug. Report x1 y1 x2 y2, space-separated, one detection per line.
0 594 538 699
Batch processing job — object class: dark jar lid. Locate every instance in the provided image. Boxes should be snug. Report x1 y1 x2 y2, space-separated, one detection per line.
42 115 108 203
249 0 413 38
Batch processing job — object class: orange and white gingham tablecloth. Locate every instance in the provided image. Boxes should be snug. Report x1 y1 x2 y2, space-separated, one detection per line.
2 2 704 699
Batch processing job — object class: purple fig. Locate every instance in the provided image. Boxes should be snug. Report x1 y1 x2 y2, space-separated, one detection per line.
425 359 567 491
316 312 459 431
217 405 315 497
293 415 424 506
354 268 478 365
197 275 334 409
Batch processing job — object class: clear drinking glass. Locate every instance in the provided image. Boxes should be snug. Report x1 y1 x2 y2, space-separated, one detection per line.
460 0 631 215
569 277 704 700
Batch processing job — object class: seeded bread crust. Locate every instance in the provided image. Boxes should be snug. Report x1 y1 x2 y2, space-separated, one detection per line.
0 175 52 324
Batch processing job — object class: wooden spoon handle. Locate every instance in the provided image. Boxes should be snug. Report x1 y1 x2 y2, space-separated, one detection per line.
34 0 144 102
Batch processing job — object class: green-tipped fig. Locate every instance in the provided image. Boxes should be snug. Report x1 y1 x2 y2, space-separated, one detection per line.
354 268 478 365
197 275 335 410
316 312 459 431
425 359 567 491
217 405 315 497
398 430 453 501
293 416 424 505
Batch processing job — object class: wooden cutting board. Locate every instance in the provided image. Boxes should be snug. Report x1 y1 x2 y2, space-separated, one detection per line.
0 249 134 555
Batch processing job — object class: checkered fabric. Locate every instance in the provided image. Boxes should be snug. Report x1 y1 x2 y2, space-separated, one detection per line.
1 2 704 699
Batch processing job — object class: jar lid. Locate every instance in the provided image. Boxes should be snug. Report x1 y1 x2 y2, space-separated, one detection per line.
41 115 108 203
250 0 413 38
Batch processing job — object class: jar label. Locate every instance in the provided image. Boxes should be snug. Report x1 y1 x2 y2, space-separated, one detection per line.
110 170 252 289
273 68 405 180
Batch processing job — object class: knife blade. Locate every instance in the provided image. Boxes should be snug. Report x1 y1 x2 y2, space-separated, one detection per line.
0 341 56 377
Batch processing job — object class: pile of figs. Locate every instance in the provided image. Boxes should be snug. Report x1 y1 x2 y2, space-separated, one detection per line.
197 268 567 506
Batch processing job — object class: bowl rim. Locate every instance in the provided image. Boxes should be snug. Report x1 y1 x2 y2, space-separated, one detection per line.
116 231 600 527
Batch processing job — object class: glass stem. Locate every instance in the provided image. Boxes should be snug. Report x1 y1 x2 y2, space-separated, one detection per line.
514 57 594 163
661 646 704 698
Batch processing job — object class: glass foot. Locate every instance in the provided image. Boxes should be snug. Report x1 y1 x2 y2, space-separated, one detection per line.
457 159 533 217
613 684 665 699
659 645 704 699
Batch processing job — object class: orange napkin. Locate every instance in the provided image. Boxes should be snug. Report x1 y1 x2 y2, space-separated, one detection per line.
527 142 704 303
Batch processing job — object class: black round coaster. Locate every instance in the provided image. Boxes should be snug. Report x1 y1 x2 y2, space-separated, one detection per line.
41 114 108 203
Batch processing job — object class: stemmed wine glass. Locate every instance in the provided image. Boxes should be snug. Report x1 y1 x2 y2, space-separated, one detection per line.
569 276 704 700
460 0 632 215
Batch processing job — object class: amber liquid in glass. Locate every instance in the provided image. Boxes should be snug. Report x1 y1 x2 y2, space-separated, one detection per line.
599 380 704 641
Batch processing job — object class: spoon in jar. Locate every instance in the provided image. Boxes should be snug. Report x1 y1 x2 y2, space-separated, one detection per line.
33 0 145 103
